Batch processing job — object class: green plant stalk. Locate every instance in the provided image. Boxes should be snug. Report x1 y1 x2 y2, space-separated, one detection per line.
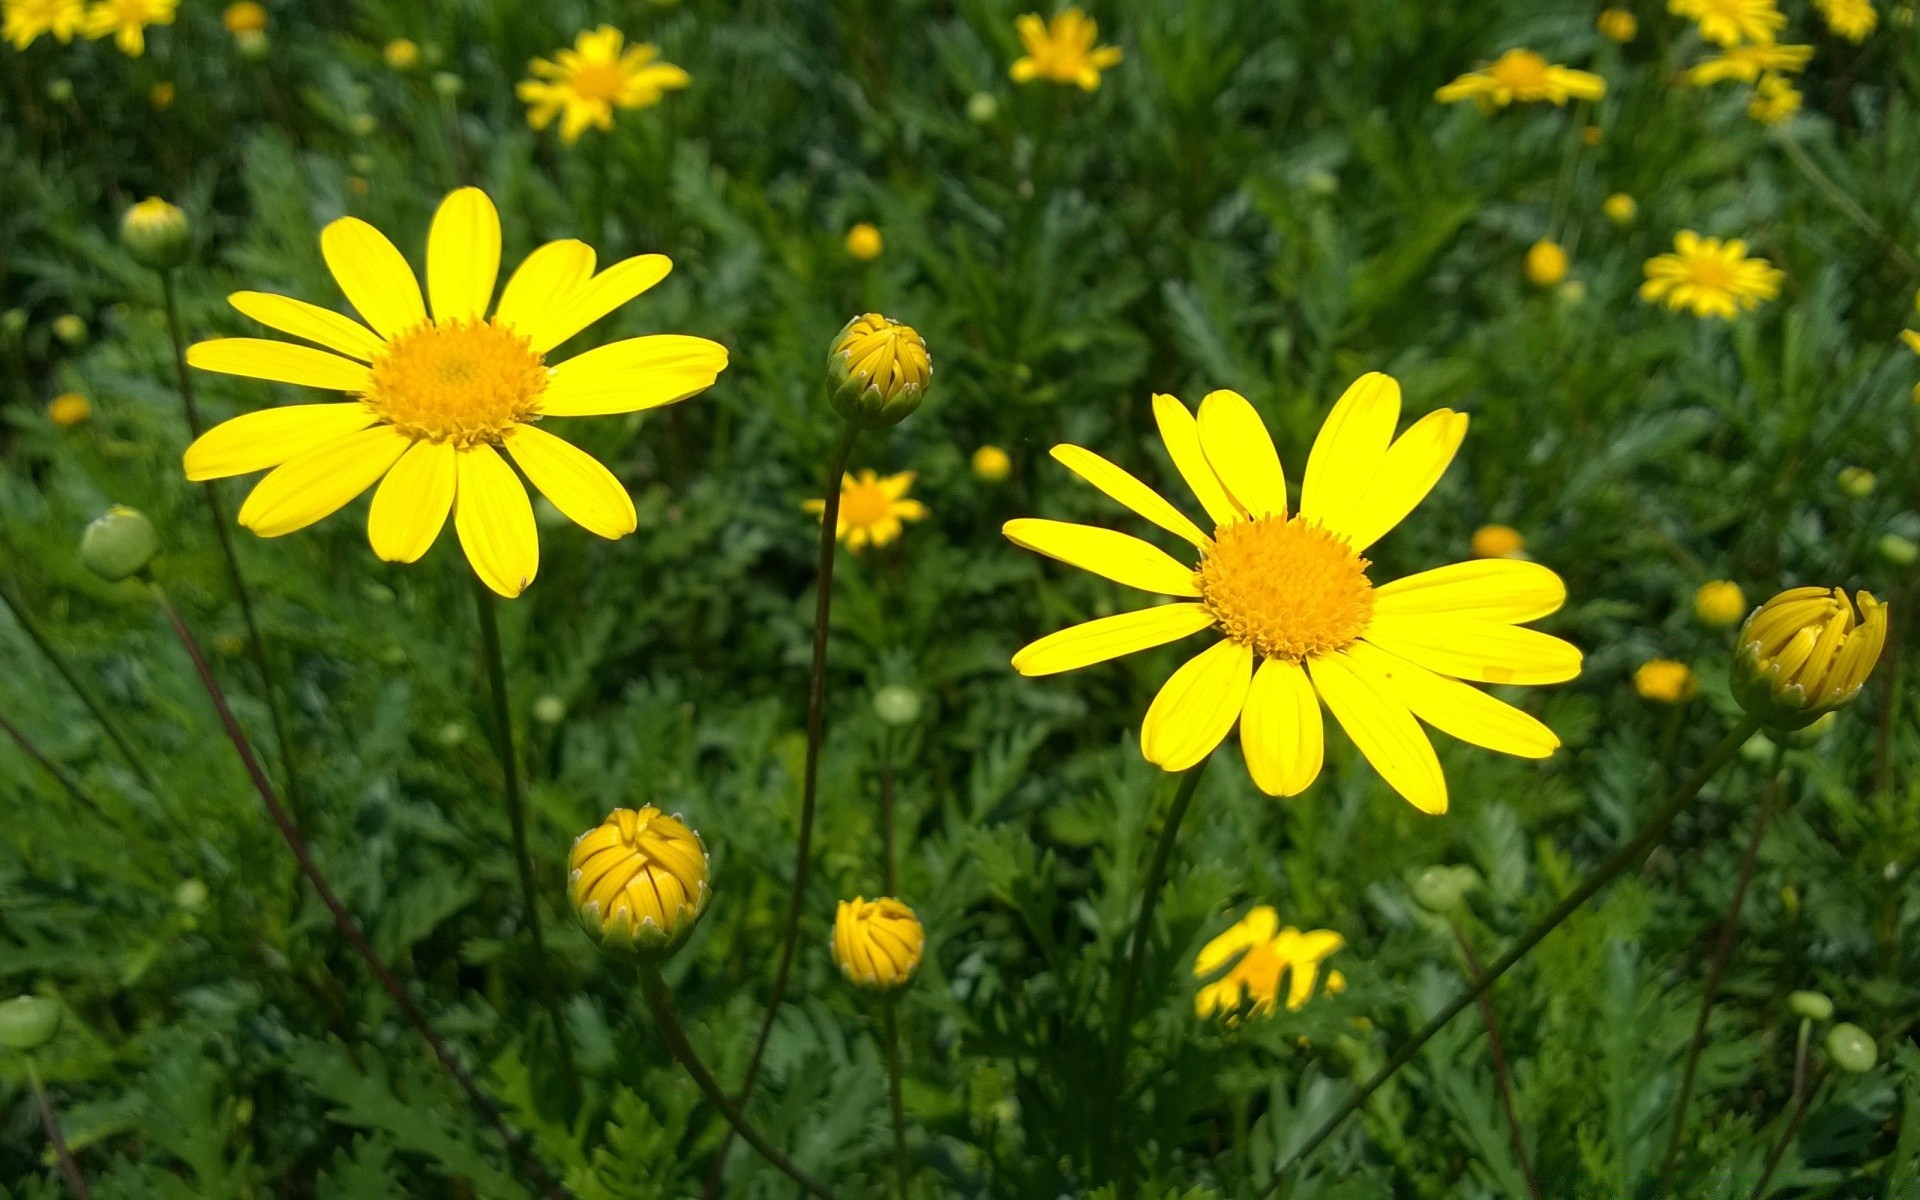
636 961 838 1200
159 268 306 828
0 579 157 791
471 577 580 1108
150 582 570 1200
1750 1020 1820 1200
1452 921 1542 1200
1261 714 1762 1194
879 731 898 895
883 996 909 1200
1774 131 1920 277
26 1058 90 1200
0 706 112 826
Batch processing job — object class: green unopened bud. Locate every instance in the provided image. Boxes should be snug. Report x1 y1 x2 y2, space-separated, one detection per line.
827 314 931 430
1826 1022 1877 1072
966 92 999 122
532 695 566 725
80 505 158 581
873 684 922 726
1 309 26 338
1878 534 1918 567
0 997 61 1052
174 879 209 913
120 198 192 271
52 314 87 346
431 71 463 98
1410 864 1481 914
1788 990 1832 1021
1837 466 1877 498
46 78 73 104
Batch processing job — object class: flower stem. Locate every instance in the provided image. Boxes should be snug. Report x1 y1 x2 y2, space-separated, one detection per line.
1260 714 1762 1194
470 577 580 1109
636 961 838 1200
879 732 898 896
0 578 156 792
1750 1021 1820 1200
150 583 570 1200
1452 921 1542 1200
883 996 909 1199
1774 130 1920 277
0 706 113 827
27 1058 90 1200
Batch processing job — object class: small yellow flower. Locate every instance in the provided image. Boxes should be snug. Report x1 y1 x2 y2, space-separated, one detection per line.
827 313 932 428
1683 43 1812 85
569 807 709 952
1734 587 1887 729
1634 659 1699 703
805 469 927 552
1814 0 1878 39
46 391 90 427
1747 73 1801 124
1901 329 1920 355
845 222 883 261
973 445 1012 482
1640 231 1783 318
220 0 262 33
832 897 925 990
1525 239 1569 287
1009 7 1122 90
81 0 171 55
4 0 84 48
1471 524 1526 560
1604 193 1638 224
1435 49 1607 109
1695 580 1747 627
1597 8 1639 40
517 26 689 144
1669 0 1786 45
383 37 419 70
1194 906 1344 1023
149 80 174 108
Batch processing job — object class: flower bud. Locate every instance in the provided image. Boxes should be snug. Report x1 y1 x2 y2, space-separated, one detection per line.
827 314 931 430
872 684 922 727
1471 524 1525 560
832 896 924 990
1 309 26 338
175 878 209 913
1733 587 1888 730
80 505 158 582
966 92 999 122
150 81 176 109
1837 466 1877 498
972 445 1011 482
569 807 709 954
0 997 61 1053
1878 534 1918 567
52 314 87 346
1788 990 1833 1021
1694 579 1746 628
432 71 463 98
1603 193 1638 224
121 198 191 271
47 79 74 104
222 1 265 33
845 222 883 261
1826 1022 1877 1072
1524 239 1568 287
46 392 91 428
532 694 566 725
1410 864 1480 914
1596 8 1638 42
384 38 420 70
1634 659 1698 704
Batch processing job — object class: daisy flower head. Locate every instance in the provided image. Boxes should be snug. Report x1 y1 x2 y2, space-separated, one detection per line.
1814 0 1878 40
1669 0 1786 46
1640 231 1783 318
1194 906 1344 1023
805 469 927 552
182 186 729 598
1009 8 1123 91
81 0 171 55
1435 49 1607 109
1747 72 1801 123
4 0 85 49
518 25 689 144
1682 42 1812 85
1005 378 1581 814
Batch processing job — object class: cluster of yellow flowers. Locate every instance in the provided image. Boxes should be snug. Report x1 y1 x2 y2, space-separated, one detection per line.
3 0 173 55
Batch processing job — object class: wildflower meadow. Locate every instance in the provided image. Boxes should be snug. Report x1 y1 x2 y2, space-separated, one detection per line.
4 0 1920 1196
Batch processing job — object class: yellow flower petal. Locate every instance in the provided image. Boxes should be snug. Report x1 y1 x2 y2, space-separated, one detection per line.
1152 393 1240 527
367 438 456 563
1197 389 1287 518
1308 650 1447 814
502 424 636 539
183 403 378 481
455 444 539 597
425 187 502 323
1011 603 1216 677
1239 657 1324 797
1373 560 1568 623
1344 409 1468 551
540 335 729 416
1003 518 1201 597
1049 444 1209 548
521 253 672 354
236 425 410 538
1347 641 1559 759
1301 372 1400 540
186 339 373 393
1362 614 1582 685
319 216 427 339
228 292 385 362
1141 637 1253 771
494 239 597 336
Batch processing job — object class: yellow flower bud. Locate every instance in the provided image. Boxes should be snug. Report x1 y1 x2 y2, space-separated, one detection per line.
121 198 191 271
1694 580 1746 628
569 807 709 953
1524 239 1568 287
1634 659 1698 704
845 222 883 261
1471 524 1525 559
832 896 924 990
1597 8 1639 41
1734 587 1888 730
384 38 420 70
149 81 175 110
223 1 265 33
972 444 1012 482
827 313 932 429
1603 193 1638 224
46 392 91 428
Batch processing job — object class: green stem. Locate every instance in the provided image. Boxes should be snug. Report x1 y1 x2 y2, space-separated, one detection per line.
879 732 898 896
636 962 838 1200
1750 1022 1819 1200
1260 714 1762 1194
27 1058 91 1200
1775 131 1920 277
883 997 909 1200
0 706 113 826
0 579 156 791
1452 922 1542 1200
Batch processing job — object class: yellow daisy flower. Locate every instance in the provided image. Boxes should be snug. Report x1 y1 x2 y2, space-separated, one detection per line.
1669 0 1786 47
1009 8 1123 91
4 0 84 49
1682 42 1812 85
1640 231 1784 318
220 0 261 33
1435 49 1606 108
81 0 172 54
1748 73 1802 123
804 469 927 552
1005 378 1580 814
1814 0 1878 40
182 186 729 598
517 25 689 145
1194 906 1344 1023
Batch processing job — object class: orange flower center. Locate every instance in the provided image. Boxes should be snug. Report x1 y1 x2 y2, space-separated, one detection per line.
365 319 548 447
567 60 627 102
840 479 894 528
1682 255 1736 291
1197 516 1374 662
1489 50 1550 94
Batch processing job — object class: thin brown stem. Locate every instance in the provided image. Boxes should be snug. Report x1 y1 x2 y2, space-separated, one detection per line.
27 1059 90 1200
1750 1023 1819 1200
1452 922 1543 1200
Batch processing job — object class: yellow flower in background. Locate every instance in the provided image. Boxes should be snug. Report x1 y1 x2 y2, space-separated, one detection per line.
46 392 90 427
1006 378 1580 814
1472 524 1526 559
1670 0 1786 46
1641 232 1783 318
1734 587 1887 729
383 37 419 70
181 186 729 597
1525 239 1569 287
973 445 1012 482
149 80 174 108
220 0 262 33
1194 906 1344 1022
1435 49 1606 108
1683 43 1812 85
81 0 171 54
832 897 925 990
805 469 927 551
1604 193 1638 224
518 26 689 144
845 222 883 261
1634 659 1699 703
1009 8 1122 90
1748 73 1801 123
1814 0 1878 39
1901 329 1920 355
4 0 84 48
1695 580 1747 627
1597 8 1639 40
569 806 709 951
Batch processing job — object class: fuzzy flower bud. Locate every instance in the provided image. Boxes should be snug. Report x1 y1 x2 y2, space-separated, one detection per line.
845 222 883 261
80 505 158 581
569 807 709 954
832 896 924 990
1733 587 1888 730
1471 524 1525 560
1788 990 1833 1021
1694 580 1746 628
0 997 61 1053
1604 193 1638 224
827 314 931 429
1826 1023 1877 1072
1524 239 1568 287
972 445 1012 482
1634 659 1698 704
121 198 191 271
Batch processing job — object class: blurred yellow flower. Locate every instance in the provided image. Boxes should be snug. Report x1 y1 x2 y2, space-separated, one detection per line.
832 897 924 990
1525 239 1569 287
220 0 262 33
1006 379 1579 814
1435 49 1606 108
1695 580 1747 627
4 0 84 48
1748 73 1801 123
1901 329 1920 354
149 80 174 108
845 222 883 261
1604 193 1638 223
1194 906 1344 1022
1683 43 1812 85
181 186 729 597
973 444 1012 482
1814 0 1878 39
46 392 90 427
1669 0 1786 46
81 0 171 55
1640 231 1783 318
518 26 689 144
1597 8 1639 40
1010 8 1122 90
806 469 927 551
1634 659 1699 703
1734 587 1887 728
1471 524 1526 559
569 806 709 951
383 37 419 70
